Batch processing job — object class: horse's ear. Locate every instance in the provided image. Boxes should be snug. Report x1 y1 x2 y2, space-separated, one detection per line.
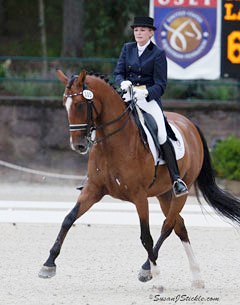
77 69 87 86
56 69 68 85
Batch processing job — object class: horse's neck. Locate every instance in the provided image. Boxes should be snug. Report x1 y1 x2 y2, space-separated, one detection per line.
100 94 125 124
96 88 135 149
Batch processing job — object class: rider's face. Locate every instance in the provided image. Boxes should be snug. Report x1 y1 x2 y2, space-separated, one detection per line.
133 27 153 46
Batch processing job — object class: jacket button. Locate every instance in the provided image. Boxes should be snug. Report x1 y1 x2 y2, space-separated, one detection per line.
138 75 141 78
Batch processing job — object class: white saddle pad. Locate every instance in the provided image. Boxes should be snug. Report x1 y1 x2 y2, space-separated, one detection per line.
136 108 185 165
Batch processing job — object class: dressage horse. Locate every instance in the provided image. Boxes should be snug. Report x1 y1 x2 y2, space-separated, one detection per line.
39 69 240 287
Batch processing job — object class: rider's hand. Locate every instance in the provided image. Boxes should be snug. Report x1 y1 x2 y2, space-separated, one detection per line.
120 80 132 91
133 88 148 100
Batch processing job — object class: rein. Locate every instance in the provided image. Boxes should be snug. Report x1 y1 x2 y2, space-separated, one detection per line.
65 82 136 145
92 100 134 144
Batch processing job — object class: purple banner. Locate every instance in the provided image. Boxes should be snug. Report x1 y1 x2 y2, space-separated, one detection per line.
153 4 217 69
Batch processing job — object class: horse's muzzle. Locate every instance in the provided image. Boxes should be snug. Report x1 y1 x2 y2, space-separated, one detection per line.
71 138 89 155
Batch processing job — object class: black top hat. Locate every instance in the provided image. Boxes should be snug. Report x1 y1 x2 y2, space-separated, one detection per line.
130 16 156 31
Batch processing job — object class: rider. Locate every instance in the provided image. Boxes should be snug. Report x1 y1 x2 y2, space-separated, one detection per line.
114 16 188 197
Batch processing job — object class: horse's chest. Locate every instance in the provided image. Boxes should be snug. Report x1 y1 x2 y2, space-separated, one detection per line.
91 161 134 198
106 174 133 200
89 149 152 199
106 163 150 199
98 162 129 195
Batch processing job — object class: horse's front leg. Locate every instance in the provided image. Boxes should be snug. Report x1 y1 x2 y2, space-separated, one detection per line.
38 184 104 278
135 197 158 282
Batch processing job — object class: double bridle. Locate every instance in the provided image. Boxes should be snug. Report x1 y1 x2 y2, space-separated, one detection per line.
64 88 97 143
64 84 135 146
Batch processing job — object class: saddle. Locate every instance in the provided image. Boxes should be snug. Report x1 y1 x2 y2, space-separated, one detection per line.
131 104 178 159
119 89 184 165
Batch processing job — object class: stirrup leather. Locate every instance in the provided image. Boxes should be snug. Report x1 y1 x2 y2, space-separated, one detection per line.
173 178 188 197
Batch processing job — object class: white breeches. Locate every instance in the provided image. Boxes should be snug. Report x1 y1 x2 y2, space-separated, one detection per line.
136 98 167 144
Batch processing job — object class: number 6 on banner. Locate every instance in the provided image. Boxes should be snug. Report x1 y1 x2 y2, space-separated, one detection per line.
227 31 240 64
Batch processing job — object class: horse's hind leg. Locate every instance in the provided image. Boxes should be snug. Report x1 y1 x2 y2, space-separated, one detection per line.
158 194 204 288
174 215 204 288
38 185 104 279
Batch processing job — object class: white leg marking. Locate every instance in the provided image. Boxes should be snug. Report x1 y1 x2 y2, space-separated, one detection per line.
150 261 160 278
182 241 205 288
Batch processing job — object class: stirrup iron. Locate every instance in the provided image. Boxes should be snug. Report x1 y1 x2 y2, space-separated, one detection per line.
173 178 188 197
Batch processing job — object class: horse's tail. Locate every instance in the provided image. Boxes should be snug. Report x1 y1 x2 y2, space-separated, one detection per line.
194 124 240 225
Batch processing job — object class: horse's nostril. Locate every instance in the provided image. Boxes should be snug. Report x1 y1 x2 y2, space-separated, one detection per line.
76 144 85 151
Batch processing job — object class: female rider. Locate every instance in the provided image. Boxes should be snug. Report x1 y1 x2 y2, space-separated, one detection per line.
114 16 188 197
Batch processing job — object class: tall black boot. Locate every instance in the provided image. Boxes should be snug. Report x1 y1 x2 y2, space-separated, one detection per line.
161 138 188 197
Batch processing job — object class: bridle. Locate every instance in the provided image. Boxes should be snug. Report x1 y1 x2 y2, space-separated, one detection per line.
64 82 135 146
64 87 98 142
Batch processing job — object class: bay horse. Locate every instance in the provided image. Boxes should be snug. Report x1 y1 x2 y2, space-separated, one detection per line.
39 69 240 287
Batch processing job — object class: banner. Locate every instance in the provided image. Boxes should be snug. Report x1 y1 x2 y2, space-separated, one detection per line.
150 0 221 79
221 0 240 79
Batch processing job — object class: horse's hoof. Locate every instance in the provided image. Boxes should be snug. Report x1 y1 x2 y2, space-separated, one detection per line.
138 268 153 282
191 280 205 289
38 265 56 279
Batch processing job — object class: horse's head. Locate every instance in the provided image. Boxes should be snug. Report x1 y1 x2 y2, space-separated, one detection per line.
57 69 98 155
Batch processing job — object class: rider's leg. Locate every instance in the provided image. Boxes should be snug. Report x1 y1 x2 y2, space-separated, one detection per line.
161 138 188 197
137 98 188 197
136 98 167 144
